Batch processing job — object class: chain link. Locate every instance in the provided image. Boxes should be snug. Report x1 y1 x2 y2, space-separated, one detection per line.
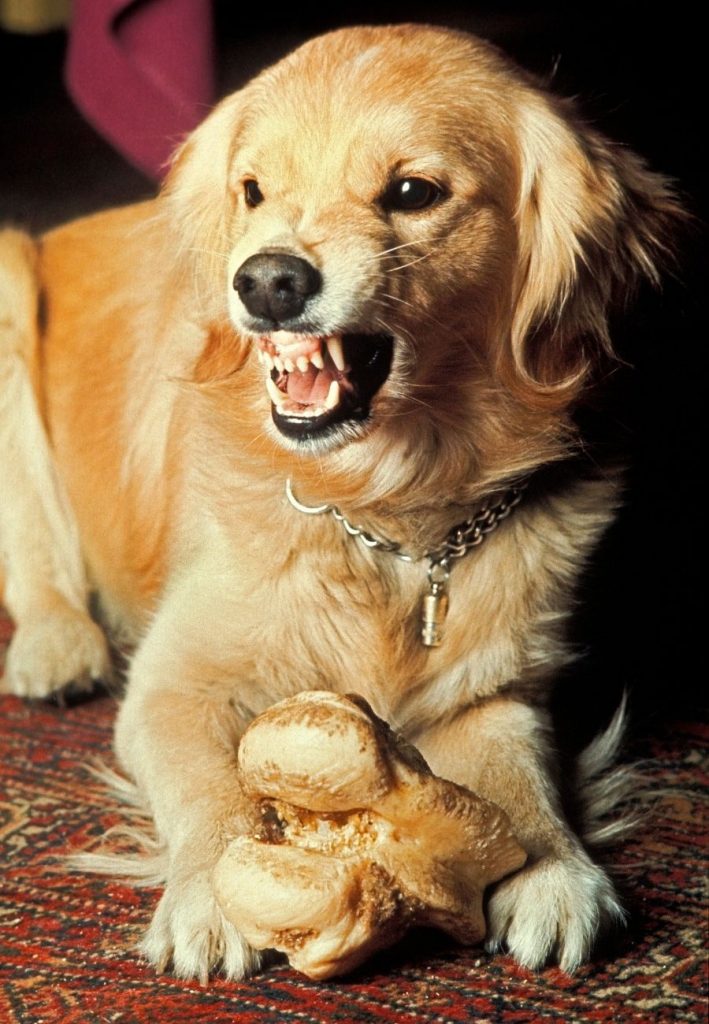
425 484 527 569
285 477 528 648
285 478 527 567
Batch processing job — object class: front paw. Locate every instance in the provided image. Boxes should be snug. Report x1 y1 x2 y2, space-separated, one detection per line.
485 847 625 972
3 605 109 698
142 867 263 982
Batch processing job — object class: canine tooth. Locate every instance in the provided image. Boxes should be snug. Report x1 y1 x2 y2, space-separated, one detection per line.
284 358 296 373
297 356 310 373
265 352 275 371
326 336 345 371
325 380 341 410
257 350 265 365
274 356 285 373
312 349 325 370
266 377 287 407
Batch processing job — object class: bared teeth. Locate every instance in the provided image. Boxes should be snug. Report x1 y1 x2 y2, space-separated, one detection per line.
262 335 348 414
324 380 341 410
326 336 345 371
260 335 346 373
266 377 287 407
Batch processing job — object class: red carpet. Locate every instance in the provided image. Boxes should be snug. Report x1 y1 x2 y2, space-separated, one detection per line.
1 606 706 1023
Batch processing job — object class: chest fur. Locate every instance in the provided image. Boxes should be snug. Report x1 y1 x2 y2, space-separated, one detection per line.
223 513 544 725
179 473 615 731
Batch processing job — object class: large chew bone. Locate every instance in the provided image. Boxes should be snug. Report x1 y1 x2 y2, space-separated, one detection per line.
214 691 526 979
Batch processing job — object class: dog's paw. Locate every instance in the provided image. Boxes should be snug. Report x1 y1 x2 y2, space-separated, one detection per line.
485 847 625 972
214 690 526 979
141 868 263 982
2 605 110 698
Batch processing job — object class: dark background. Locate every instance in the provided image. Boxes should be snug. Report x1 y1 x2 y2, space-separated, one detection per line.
0 4 703 739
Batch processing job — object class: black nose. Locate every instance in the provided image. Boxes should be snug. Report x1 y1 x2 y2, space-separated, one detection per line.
233 252 322 325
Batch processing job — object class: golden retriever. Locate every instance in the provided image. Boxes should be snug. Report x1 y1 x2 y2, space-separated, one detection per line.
0 24 679 980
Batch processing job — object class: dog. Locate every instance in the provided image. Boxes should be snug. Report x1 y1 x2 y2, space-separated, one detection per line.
0 24 680 981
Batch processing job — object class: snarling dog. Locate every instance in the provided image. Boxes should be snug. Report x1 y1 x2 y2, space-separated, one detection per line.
0 24 679 980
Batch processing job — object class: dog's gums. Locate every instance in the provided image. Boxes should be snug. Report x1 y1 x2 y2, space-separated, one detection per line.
257 331 394 440
0 20 682 986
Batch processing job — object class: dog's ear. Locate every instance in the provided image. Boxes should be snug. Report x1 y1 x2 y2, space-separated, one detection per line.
506 88 683 407
160 91 247 313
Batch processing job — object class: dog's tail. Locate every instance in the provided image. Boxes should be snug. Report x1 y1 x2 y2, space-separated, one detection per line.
573 692 642 848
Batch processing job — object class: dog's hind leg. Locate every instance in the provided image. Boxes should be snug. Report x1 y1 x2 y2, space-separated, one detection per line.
0 229 109 697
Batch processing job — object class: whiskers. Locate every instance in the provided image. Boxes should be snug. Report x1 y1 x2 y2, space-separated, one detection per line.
367 237 443 274
367 238 430 260
387 251 434 273
187 246 231 266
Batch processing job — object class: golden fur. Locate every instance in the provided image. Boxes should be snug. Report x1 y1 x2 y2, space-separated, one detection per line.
0 24 679 979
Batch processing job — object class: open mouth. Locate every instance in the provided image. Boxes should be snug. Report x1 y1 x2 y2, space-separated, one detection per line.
257 331 394 441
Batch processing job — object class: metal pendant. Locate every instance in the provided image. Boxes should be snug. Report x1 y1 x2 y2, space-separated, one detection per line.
421 560 450 647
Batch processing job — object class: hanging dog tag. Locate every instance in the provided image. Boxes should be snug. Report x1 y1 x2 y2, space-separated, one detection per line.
421 588 449 647
421 560 450 647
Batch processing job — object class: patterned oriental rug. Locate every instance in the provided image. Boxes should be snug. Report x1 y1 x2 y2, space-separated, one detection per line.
0 606 706 1024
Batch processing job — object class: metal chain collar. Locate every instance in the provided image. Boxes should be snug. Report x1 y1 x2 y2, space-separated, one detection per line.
285 477 528 648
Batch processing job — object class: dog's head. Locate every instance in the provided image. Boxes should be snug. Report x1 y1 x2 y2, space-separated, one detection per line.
166 25 679 504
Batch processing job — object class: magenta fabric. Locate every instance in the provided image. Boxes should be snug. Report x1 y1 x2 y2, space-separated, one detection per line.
65 0 215 179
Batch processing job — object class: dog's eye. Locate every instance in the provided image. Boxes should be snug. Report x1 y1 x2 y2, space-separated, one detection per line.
382 177 443 212
244 179 264 208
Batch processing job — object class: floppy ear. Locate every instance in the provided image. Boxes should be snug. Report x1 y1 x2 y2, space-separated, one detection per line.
507 87 683 406
160 90 248 314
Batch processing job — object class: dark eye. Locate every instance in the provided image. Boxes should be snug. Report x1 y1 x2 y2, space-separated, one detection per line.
382 177 443 212
244 179 264 208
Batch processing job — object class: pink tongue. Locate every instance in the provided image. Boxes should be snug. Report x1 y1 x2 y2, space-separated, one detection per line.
287 364 336 405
